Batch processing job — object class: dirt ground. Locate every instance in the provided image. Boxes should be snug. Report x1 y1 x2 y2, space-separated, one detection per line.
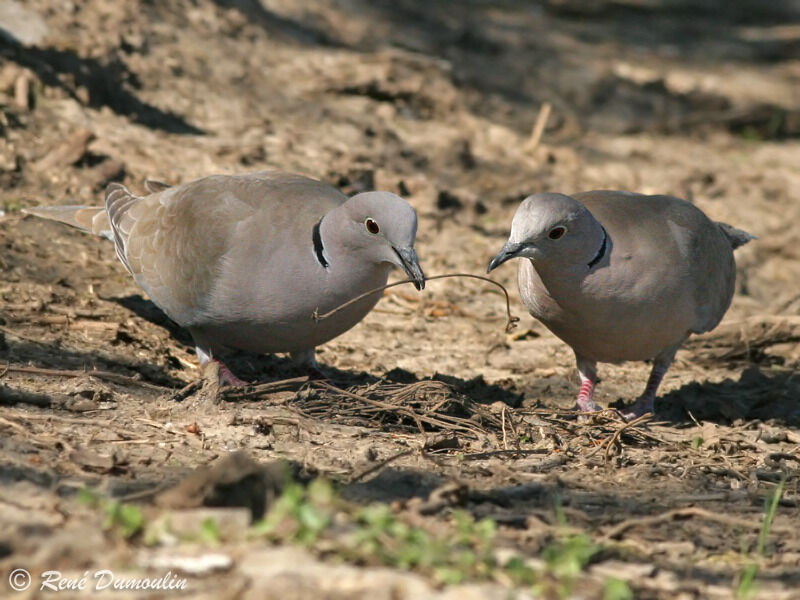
1 0 799 598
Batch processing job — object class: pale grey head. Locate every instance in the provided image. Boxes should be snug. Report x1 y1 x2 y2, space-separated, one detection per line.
487 193 604 272
334 191 425 289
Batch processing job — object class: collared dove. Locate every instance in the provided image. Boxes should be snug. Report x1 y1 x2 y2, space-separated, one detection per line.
488 190 754 420
24 171 425 384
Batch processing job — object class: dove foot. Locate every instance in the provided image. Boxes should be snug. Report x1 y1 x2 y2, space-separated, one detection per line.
575 396 601 413
305 365 329 381
290 348 329 380
213 359 249 387
619 358 671 421
619 396 655 422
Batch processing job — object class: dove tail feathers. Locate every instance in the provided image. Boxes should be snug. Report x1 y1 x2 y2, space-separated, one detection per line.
144 178 171 193
22 205 111 238
717 222 757 250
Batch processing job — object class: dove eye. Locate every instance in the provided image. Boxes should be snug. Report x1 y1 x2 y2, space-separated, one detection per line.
365 218 380 234
548 226 566 240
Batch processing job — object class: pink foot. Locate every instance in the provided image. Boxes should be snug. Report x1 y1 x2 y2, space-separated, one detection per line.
619 396 654 421
619 362 667 421
213 359 249 387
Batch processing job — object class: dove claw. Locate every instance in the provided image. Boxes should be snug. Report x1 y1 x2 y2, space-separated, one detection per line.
213 359 249 387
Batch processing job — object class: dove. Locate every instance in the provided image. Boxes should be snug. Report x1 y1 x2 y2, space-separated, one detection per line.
24 171 425 384
487 190 754 420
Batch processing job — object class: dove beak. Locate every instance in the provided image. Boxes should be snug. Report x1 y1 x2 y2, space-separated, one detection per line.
487 241 523 273
394 246 426 290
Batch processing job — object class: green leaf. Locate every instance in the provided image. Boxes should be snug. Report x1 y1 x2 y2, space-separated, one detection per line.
103 501 144 538
76 487 100 507
604 578 633 600
200 516 221 544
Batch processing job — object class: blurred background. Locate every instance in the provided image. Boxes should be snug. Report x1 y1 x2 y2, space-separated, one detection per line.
1 0 798 195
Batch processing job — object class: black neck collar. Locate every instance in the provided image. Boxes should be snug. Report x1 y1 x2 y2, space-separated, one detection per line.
587 226 607 269
312 219 329 269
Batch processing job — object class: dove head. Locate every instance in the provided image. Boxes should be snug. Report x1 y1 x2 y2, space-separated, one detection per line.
332 191 425 290
488 193 604 272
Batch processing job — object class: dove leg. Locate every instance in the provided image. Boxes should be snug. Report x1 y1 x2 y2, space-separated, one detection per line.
213 359 249 387
621 347 679 421
290 348 327 379
195 344 248 387
290 348 318 369
575 355 601 412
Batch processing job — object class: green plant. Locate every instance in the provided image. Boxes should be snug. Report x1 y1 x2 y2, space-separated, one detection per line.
252 478 335 545
252 480 539 587
603 577 634 600
736 477 786 599
535 532 601 598
103 500 144 539
350 504 500 584
543 533 599 580
77 487 101 507
199 516 221 545
532 497 602 598
78 487 144 539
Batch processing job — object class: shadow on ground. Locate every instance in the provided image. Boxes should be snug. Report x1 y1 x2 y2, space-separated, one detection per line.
0 37 204 134
650 366 800 427
349 0 800 138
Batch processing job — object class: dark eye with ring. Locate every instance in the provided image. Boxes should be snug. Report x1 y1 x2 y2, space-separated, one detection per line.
365 218 380 234
548 226 566 240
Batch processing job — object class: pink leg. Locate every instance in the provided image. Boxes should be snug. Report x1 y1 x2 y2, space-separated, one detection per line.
620 359 672 421
574 356 600 413
195 345 248 387
213 358 249 387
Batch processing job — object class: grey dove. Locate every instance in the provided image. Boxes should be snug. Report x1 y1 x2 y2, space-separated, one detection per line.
24 171 425 384
487 190 754 420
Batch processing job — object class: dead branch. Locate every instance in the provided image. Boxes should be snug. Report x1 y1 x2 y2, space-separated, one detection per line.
2 364 168 391
313 273 519 333
603 506 791 541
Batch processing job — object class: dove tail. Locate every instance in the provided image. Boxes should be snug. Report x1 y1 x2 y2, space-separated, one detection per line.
22 205 111 238
144 178 171 193
717 222 757 250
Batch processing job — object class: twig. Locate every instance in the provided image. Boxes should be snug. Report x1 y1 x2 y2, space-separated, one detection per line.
602 506 790 541
583 412 653 459
0 415 75 454
0 416 29 434
604 413 653 461
311 380 489 437
461 448 549 460
116 483 173 503
313 273 519 333
0 324 50 346
222 376 310 400
313 381 427 434
3 364 168 391
527 101 552 151
0 384 56 407
170 379 204 402
4 411 126 429
501 405 508 450
348 448 415 484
